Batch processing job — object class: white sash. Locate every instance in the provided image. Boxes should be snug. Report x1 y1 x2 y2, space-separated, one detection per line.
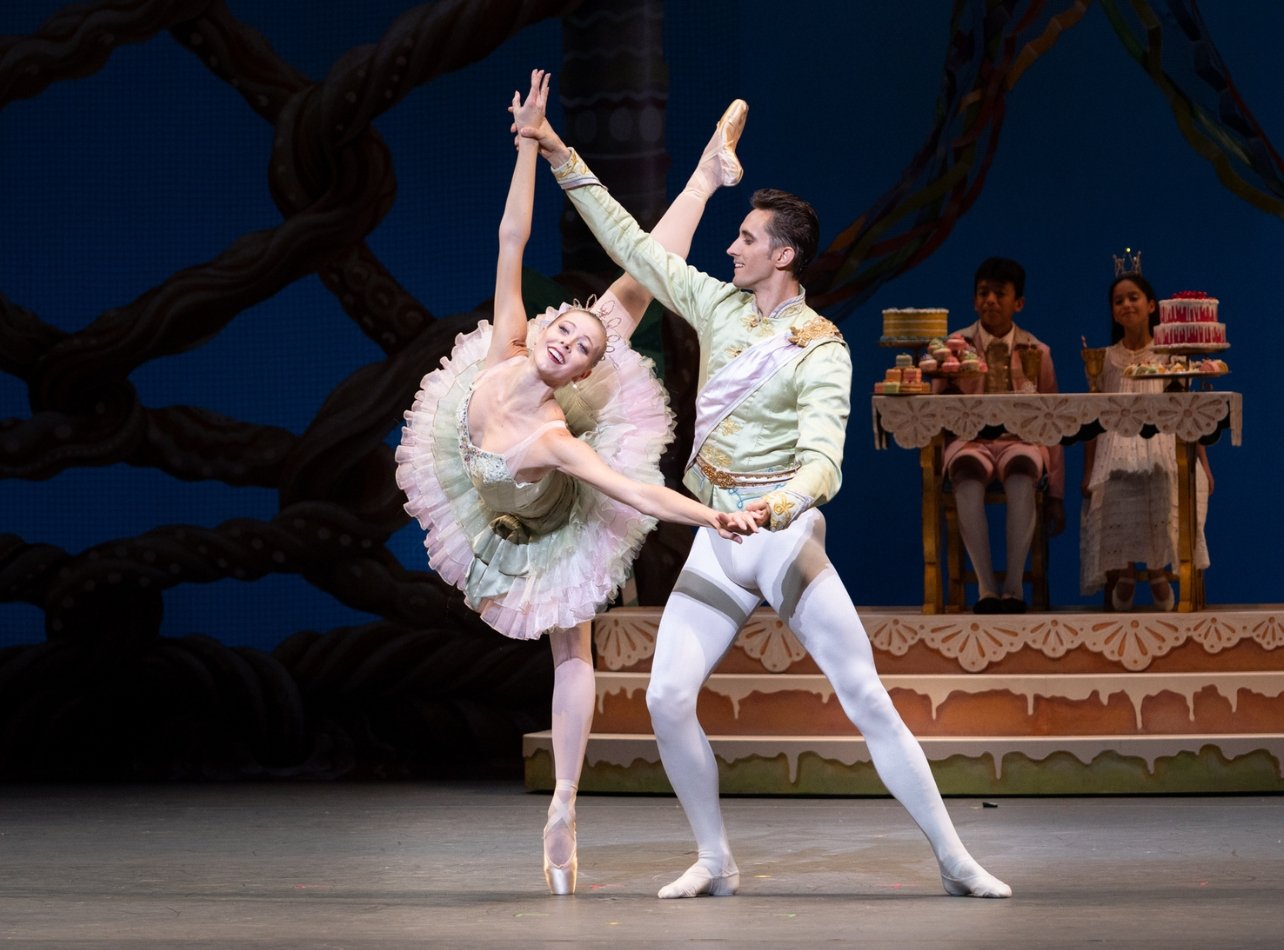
686 328 807 471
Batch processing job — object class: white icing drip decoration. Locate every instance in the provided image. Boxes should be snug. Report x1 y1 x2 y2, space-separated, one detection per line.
594 672 1284 730
567 734 1284 783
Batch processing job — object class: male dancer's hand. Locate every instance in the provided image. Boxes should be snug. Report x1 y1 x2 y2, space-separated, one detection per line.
518 116 573 167
744 499 772 529
713 510 760 542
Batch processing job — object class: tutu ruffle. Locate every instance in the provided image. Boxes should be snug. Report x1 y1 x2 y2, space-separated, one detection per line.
394 317 674 639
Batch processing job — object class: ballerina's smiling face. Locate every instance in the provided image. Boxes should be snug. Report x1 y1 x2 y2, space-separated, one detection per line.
534 311 607 385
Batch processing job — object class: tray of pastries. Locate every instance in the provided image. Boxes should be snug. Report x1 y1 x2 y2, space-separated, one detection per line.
1124 357 1228 379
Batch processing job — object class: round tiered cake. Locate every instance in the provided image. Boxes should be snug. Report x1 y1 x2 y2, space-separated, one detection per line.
881 308 948 342
1154 291 1227 349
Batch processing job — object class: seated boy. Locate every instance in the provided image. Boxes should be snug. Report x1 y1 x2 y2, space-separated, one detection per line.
941 257 1065 612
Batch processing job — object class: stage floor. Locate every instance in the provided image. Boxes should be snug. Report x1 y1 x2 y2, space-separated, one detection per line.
2 783 1282 948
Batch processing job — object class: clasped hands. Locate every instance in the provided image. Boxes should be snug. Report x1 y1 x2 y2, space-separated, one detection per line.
713 503 771 542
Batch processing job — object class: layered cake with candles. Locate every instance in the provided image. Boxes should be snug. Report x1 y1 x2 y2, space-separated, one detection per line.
881 308 948 342
1153 291 1227 348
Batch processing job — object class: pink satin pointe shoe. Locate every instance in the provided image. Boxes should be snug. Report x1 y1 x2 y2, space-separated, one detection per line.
542 795 577 896
713 99 748 186
657 862 740 899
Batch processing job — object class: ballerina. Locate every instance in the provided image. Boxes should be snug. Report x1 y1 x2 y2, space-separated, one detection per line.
395 69 755 895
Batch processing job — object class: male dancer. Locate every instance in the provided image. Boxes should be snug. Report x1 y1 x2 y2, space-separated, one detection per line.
521 114 1011 901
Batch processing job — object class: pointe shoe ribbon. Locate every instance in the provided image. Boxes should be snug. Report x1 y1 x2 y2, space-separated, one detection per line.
657 863 739 899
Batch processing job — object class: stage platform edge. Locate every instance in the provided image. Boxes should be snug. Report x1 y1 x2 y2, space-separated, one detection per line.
524 605 1284 795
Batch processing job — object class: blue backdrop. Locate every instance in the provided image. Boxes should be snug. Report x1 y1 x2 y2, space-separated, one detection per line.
2 1 1280 651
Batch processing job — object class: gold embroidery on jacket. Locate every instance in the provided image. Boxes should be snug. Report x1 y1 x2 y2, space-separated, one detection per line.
788 317 842 348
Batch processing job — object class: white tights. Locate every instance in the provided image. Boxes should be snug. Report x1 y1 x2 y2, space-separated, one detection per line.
545 623 594 867
646 511 1009 897
954 470 1037 600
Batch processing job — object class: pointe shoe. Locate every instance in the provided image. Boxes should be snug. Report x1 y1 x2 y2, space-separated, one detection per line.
1150 578 1175 611
941 862 1013 899
543 851 577 896
1110 577 1136 611
657 862 740 899
542 795 577 896
712 99 748 186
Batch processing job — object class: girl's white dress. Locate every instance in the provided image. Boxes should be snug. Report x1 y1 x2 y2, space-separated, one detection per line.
1079 342 1209 594
395 314 674 639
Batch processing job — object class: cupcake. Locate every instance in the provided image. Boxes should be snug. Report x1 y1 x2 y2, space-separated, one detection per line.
919 356 939 373
946 334 968 356
960 354 979 373
941 355 961 373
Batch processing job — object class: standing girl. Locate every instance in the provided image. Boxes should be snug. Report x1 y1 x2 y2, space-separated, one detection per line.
1080 271 1212 609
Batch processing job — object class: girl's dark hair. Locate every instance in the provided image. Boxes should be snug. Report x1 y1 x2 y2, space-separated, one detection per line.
1108 272 1159 343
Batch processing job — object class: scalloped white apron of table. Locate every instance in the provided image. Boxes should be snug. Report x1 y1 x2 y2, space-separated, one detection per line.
871 392 1243 613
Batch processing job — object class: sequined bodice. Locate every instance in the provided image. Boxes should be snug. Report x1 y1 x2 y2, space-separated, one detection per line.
459 405 519 488
456 379 577 533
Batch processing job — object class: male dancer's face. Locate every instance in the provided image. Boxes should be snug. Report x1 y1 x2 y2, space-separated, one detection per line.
726 209 782 292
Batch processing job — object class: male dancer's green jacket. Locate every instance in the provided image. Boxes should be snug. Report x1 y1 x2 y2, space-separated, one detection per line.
551 150 850 531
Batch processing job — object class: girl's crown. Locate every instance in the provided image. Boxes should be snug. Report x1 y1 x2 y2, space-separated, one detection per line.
1112 247 1143 276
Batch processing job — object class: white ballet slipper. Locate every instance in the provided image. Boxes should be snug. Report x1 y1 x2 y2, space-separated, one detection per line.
941 861 1012 899
1110 577 1136 611
657 862 740 899
1149 578 1175 611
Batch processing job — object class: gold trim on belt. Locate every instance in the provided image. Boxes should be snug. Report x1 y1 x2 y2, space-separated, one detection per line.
693 454 798 489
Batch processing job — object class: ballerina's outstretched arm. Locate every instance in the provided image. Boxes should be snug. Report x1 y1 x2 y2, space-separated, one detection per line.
488 68 550 369
532 427 764 540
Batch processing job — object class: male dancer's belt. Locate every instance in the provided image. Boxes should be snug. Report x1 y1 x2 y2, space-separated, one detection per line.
693 454 798 489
